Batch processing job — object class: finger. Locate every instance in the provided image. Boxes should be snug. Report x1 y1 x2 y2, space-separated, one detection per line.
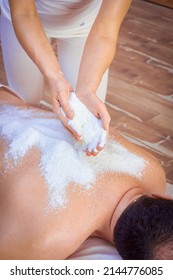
85 149 92 157
57 107 81 141
90 149 99 157
56 106 67 122
102 116 111 132
71 130 82 142
63 125 74 138
96 145 103 152
99 109 111 131
67 120 82 141
98 130 107 149
52 98 61 113
59 93 74 120
64 126 82 142
87 137 99 154
64 123 82 141
66 123 81 139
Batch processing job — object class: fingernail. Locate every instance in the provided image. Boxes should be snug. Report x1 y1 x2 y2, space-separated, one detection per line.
77 136 82 142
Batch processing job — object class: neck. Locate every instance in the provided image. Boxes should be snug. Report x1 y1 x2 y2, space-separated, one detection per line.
101 186 145 244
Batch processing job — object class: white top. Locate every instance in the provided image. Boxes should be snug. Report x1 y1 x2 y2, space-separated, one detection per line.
1 0 102 38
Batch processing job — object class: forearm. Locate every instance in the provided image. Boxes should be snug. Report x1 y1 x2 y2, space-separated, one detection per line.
11 13 61 82
11 11 74 118
76 0 132 96
76 34 117 95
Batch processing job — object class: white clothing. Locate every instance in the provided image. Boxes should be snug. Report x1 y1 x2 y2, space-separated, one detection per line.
1 0 102 38
0 0 108 104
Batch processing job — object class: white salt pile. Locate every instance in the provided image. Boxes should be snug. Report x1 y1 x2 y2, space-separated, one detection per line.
0 102 147 209
61 93 107 153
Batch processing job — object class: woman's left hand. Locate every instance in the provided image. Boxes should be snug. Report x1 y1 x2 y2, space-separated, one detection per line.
77 90 111 156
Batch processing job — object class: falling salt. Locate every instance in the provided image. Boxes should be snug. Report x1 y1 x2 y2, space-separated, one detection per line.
0 102 147 209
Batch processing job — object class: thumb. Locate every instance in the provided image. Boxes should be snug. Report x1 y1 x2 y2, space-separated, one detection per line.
60 95 74 120
98 109 111 131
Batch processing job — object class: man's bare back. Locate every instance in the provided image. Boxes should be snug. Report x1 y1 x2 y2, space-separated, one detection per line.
0 86 166 259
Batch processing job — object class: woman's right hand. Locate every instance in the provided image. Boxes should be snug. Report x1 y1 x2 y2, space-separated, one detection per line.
8 1 82 142
48 72 82 141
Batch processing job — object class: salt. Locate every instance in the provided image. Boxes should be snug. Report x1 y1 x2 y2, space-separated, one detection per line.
0 102 147 209
61 93 107 152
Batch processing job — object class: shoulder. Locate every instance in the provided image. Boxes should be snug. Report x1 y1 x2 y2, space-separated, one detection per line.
109 129 167 194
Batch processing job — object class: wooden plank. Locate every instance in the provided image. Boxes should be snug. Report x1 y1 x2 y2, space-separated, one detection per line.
145 0 173 8
146 114 173 136
107 79 173 117
109 117 169 142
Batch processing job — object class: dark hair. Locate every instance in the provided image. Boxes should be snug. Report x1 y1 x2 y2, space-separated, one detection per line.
114 195 173 260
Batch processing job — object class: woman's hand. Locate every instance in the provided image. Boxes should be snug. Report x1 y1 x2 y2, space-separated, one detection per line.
50 71 72 118
48 72 82 141
77 89 111 156
77 90 111 130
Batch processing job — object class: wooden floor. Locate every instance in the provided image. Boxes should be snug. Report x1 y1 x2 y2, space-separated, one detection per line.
0 0 173 191
145 0 173 8
106 0 173 193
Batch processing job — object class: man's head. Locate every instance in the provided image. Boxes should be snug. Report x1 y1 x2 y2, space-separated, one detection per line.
114 195 173 260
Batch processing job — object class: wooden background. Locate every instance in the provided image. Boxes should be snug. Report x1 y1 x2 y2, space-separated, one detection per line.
145 0 173 8
106 0 173 194
0 0 173 193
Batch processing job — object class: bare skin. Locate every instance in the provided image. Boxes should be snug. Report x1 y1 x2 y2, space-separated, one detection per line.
0 86 166 260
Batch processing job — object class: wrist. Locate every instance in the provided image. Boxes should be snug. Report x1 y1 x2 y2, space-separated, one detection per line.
76 85 95 99
76 75 101 98
45 69 64 85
